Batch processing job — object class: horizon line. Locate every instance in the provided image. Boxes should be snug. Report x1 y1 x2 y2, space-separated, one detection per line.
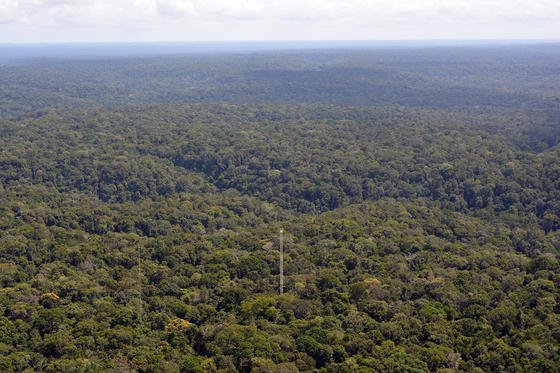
2 38 560 46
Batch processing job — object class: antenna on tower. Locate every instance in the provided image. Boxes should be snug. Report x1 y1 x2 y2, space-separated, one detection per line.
279 228 284 295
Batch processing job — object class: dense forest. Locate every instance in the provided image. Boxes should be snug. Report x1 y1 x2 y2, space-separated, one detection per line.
0 44 559 372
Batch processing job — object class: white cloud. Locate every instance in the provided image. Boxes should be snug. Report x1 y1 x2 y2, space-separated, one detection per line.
0 0 19 23
0 0 558 42
156 0 196 18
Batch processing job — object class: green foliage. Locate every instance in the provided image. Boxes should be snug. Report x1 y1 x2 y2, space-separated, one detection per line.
0 46 559 371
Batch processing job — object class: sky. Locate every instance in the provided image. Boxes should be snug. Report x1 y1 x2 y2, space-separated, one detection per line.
0 0 559 43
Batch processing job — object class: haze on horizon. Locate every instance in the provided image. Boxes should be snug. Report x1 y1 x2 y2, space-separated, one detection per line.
0 0 558 44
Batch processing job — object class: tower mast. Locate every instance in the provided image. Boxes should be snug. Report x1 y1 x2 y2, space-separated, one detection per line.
279 228 284 295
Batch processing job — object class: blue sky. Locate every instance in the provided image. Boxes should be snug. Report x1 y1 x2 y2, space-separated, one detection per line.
1 0 558 43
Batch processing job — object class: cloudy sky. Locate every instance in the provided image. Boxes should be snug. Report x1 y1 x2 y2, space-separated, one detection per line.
1 0 558 43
